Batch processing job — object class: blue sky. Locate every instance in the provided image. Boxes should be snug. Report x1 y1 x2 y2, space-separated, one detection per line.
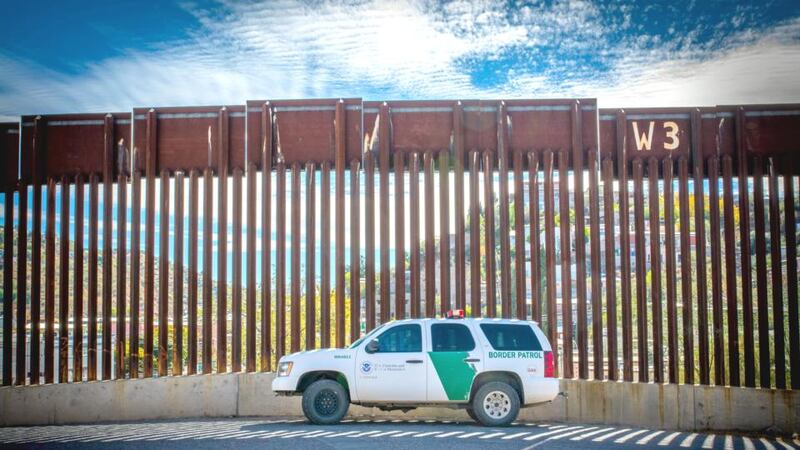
1 0 799 120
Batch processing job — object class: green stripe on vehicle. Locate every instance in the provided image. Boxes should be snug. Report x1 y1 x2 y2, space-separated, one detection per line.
428 352 476 401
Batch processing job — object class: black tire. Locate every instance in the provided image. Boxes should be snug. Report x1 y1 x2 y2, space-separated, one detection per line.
470 381 520 427
465 407 479 423
301 379 350 425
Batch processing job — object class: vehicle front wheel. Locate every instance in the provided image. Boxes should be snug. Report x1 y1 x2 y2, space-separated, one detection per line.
470 381 520 427
465 407 479 423
302 379 350 425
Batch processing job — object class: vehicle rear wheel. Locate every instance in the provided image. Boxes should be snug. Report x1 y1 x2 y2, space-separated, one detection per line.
470 381 520 427
302 379 350 425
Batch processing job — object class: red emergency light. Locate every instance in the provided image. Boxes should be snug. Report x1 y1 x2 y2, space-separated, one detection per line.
445 309 465 319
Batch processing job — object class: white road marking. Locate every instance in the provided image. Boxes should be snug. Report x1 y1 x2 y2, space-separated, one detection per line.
775 437 796 449
658 431 682 446
326 430 361 438
570 427 616 441
413 431 442 437
592 428 632 442
702 434 716 449
303 431 336 439
680 433 698 447
502 432 532 440
458 431 486 439
435 431 464 438
351 430 382 438
636 430 664 445
760 437 777 450
523 426 584 441
371 430 403 437
391 431 418 437
741 436 755 450
614 429 649 443
725 434 735 450
479 432 506 439
549 427 598 440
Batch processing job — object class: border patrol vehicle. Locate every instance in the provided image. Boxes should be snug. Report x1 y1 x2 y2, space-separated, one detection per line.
272 310 560 426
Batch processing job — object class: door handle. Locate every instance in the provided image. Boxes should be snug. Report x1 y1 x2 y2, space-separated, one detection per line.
464 358 480 363
406 359 424 364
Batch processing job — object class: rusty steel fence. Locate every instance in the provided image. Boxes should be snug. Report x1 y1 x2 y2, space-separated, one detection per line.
0 99 798 391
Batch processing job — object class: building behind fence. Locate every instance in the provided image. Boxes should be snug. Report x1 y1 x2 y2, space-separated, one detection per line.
0 99 798 391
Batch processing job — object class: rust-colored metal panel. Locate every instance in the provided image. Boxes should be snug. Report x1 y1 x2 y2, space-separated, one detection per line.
647 157 662 384
424 152 435 318
378 103 391 325
73 176 84 382
87 175 99 381
542 150 557 375
708 157 724 386
528 152 541 325
365 100 454 153
319 162 330 350
453 103 466 312
202 168 213 374
158 170 170 377
497 105 512 319
350 160 361 343
736 109 755 388
334 102 346 347
44 178 55 384
275 162 287 360
570 102 588 379
721 157 739 387
392 152 404 320
738 105 800 159
692 110 710 386
767 160 785 389
304 162 316 348
678 157 694 385
231 168 242 372
784 159 800 390
102 115 114 381
482 151 496 318
601 157 617 381
468 151 480 318
260 106 274 369
632 159 647 383
410 153 421 319
439 149 451 315
364 151 376 326
58 176 70 383
173 171 184 376
132 106 244 173
217 109 229 373
663 158 678 384
464 101 498 153
0 124 19 190
187 170 199 375
248 99 362 165
752 157 770 388
512 150 525 320
245 163 257 372
116 173 127 379
2 183 13 386
290 163 301 353
129 170 141 378
588 151 602 379
615 110 633 382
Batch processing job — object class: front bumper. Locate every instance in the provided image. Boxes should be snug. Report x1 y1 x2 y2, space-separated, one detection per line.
271 373 299 393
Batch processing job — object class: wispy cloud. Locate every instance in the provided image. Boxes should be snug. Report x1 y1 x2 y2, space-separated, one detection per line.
1 0 798 121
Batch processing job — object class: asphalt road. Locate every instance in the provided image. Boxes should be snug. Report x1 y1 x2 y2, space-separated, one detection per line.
0 417 797 449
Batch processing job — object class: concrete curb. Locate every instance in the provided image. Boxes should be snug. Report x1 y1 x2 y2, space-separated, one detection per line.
2 373 797 434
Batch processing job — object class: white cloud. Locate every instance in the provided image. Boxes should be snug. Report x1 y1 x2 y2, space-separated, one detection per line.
0 0 798 120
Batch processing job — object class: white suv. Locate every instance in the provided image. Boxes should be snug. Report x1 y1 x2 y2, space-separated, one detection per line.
272 311 560 426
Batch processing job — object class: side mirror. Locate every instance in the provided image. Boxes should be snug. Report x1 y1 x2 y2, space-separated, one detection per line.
365 339 379 354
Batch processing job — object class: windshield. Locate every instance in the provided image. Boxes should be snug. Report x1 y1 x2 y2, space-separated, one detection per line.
348 323 387 349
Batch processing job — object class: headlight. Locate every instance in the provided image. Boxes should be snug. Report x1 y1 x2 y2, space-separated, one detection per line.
278 361 293 377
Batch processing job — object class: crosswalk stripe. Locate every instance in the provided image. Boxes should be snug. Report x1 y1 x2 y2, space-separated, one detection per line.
303 431 335 439
435 431 464 438
523 426 584 441
458 432 485 439
742 436 755 450
725 435 735 450
775 437 796 449
479 432 506 439
371 430 403 437
614 429 649 443
592 428 632 442
702 434 716 449
261 430 294 439
680 433 698 447
352 430 382 438
636 430 664 445
279 430 315 439
326 430 360 438
658 431 682 446
570 427 615 441
550 427 598 440
760 437 777 450
501 432 532 440
391 431 418 437
413 431 442 437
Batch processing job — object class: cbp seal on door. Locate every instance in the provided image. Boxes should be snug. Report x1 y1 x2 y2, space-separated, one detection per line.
360 361 373 374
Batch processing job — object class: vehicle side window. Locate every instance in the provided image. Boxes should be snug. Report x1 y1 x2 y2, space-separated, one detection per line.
431 324 475 352
479 324 542 351
374 324 422 353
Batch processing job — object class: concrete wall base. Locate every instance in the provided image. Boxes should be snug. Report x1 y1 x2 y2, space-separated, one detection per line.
2 373 797 434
